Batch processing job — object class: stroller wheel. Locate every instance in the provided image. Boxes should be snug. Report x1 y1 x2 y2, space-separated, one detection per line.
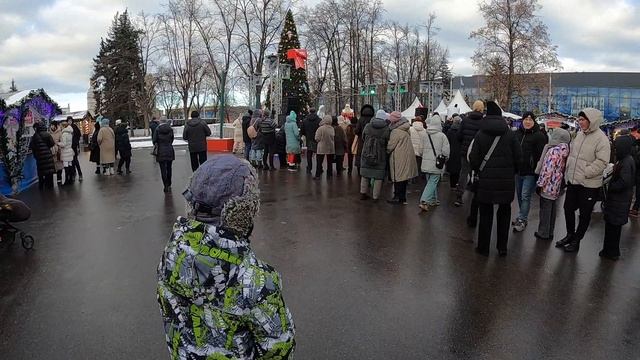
20 232 34 250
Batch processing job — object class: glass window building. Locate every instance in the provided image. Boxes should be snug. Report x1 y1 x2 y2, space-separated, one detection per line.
450 73 640 123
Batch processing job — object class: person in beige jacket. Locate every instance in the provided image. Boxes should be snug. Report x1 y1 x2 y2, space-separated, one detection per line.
387 113 418 204
556 108 611 253
97 117 116 175
314 115 335 179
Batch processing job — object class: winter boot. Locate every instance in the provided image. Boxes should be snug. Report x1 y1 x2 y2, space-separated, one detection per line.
563 238 581 253
555 234 573 248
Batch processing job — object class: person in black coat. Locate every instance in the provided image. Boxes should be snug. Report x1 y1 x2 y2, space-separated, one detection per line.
446 117 462 190
89 122 101 174
275 127 287 169
153 121 175 193
259 116 277 170
65 117 84 181
512 112 548 232
455 101 485 206
468 101 522 257
354 104 375 174
630 131 640 218
300 108 321 174
600 135 636 260
30 122 56 189
183 111 211 171
241 110 253 161
115 121 133 174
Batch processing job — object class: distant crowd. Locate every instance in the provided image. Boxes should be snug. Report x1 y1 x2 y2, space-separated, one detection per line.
230 101 639 260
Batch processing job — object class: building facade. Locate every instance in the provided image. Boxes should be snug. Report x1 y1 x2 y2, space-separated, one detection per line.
450 72 640 122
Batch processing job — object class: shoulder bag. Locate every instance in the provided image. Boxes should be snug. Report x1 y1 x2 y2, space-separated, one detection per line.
468 136 501 192
427 133 447 169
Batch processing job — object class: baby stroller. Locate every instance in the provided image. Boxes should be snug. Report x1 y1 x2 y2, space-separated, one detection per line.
0 195 34 250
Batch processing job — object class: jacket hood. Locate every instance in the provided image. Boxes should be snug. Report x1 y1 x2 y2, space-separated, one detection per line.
360 104 375 118
390 118 410 131
370 118 388 129
320 115 332 126
427 115 442 133
579 108 603 133
549 128 571 146
187 118 202 126
157 123 173 134
481 115 509 136
286 114 297 123
614 135 635 160
412 122 425 131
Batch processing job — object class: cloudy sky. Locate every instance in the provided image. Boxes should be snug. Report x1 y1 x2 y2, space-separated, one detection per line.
0 0 638 111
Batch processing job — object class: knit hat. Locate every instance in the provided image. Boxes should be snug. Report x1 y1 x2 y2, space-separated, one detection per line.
522 112 536 121
115 119 122 126
183 155 260 237
375 110 389 121
548 128 571 146
388 111 402 123
486 101 502 116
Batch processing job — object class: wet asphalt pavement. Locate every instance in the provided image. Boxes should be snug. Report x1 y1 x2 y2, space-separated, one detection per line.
1 148 639 359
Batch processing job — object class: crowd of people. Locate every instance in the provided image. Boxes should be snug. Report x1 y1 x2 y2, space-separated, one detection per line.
235 101 639 260
30 116 133 189
22 103 640 359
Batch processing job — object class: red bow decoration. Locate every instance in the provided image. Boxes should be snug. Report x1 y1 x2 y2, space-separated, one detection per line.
287 49 308 69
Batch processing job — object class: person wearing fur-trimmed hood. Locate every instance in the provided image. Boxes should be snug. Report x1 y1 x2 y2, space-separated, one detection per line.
157 155 295 359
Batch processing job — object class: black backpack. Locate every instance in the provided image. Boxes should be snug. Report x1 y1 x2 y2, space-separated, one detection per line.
362 135 383 166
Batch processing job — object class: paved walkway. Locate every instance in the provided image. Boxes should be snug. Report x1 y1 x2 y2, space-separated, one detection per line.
1 149 639 359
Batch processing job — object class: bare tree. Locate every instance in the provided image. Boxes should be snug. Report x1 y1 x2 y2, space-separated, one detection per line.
192 0 239 133
156 67 181 117
158 0 206 119
470 0 560 110
235 0 291 108
134 11 162 134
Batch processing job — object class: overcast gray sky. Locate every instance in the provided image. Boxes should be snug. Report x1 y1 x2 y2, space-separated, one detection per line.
0 0 638 111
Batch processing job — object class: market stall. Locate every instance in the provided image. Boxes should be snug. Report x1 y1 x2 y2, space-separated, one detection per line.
0 89 61 194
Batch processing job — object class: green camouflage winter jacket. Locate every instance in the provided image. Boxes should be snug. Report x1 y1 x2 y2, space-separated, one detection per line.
157 217 295 359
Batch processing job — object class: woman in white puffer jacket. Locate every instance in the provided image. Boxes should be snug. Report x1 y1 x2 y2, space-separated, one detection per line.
59 122 75 185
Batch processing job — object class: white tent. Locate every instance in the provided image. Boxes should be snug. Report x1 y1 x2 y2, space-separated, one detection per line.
433 99 448 116
401 97 422 120
502 112 522 120
493 100 522 120
446 90 472 116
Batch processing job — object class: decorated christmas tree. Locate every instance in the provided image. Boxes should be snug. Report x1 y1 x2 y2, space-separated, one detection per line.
276 10 310 118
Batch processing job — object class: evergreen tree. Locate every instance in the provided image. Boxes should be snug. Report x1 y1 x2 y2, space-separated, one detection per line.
276 10 310 118
92 11 144 126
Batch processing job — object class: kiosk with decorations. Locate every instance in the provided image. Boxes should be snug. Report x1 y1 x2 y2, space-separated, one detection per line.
0 89 61 194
